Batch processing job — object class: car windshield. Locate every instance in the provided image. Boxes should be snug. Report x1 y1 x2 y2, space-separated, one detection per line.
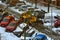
22 6 27 8
33 39 41 40
0 15 3 18
9 22 16 26
3 18 9 22
33 38 43 40
27 5 31 7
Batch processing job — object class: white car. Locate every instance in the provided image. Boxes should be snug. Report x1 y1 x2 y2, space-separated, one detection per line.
8 7 26 14
20 5 33 11
0 1 7 9
44 12 57 27
20 37 33 40
44 12 57 23
52 28 60 35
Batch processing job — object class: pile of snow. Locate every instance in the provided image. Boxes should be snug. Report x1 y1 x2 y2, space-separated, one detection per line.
20 23 27 29
1 33 20 40
52 28 60 34
44 23 54 27
0 27 20 40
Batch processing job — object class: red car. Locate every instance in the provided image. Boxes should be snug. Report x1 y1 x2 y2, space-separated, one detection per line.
54 19 60 28
0 16 14 27
6 18 23 32
6 20 17 32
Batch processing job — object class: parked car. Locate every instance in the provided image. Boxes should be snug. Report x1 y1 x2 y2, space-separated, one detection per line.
0 16 14 27
0 14 4 22
6 20 16 32
18 5 32 11
13 31 35 40
20 5 32 11
6 19 23 32
23 31 35 37
52 28 60 35
20 5 28 11
2 11 9 17
22 13 31 19
16 1 26 6
33 34 48 40
13 30 35 37
27 7 34 14
33 10 47 19
13 26 29 37
0 12 8 22
54 19 60 28
13 31 23 37
29 16 37 24
0 9 3 12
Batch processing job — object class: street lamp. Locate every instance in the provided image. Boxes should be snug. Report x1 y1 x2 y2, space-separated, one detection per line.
48 0 51 12
35 0 37 8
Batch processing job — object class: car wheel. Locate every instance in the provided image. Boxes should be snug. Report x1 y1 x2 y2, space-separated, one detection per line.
55 26 58 28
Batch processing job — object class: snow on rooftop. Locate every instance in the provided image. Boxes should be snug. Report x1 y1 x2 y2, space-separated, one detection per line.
0 1 7 9
45 12 57 16
20 23 27 29
8 7 26 14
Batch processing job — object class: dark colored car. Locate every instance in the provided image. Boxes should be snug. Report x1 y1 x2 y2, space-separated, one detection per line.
2 11 9 17
13 25 29 37
0 12 8 22
13 31 23 37
0 16 14 27
0 9 3 12
13 31 35 37
54 19 60 28
16 1 26 6
22 31 35 37
0 14 3 22
34 10 47 19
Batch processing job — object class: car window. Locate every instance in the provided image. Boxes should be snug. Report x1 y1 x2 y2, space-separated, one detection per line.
3 18 9 22
9 22 16 26
33 38 44 40
27 5 31 7
0 15 3 18
36 39 40 40
33 39 40 40
21 39 31 40
22 6 27 8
